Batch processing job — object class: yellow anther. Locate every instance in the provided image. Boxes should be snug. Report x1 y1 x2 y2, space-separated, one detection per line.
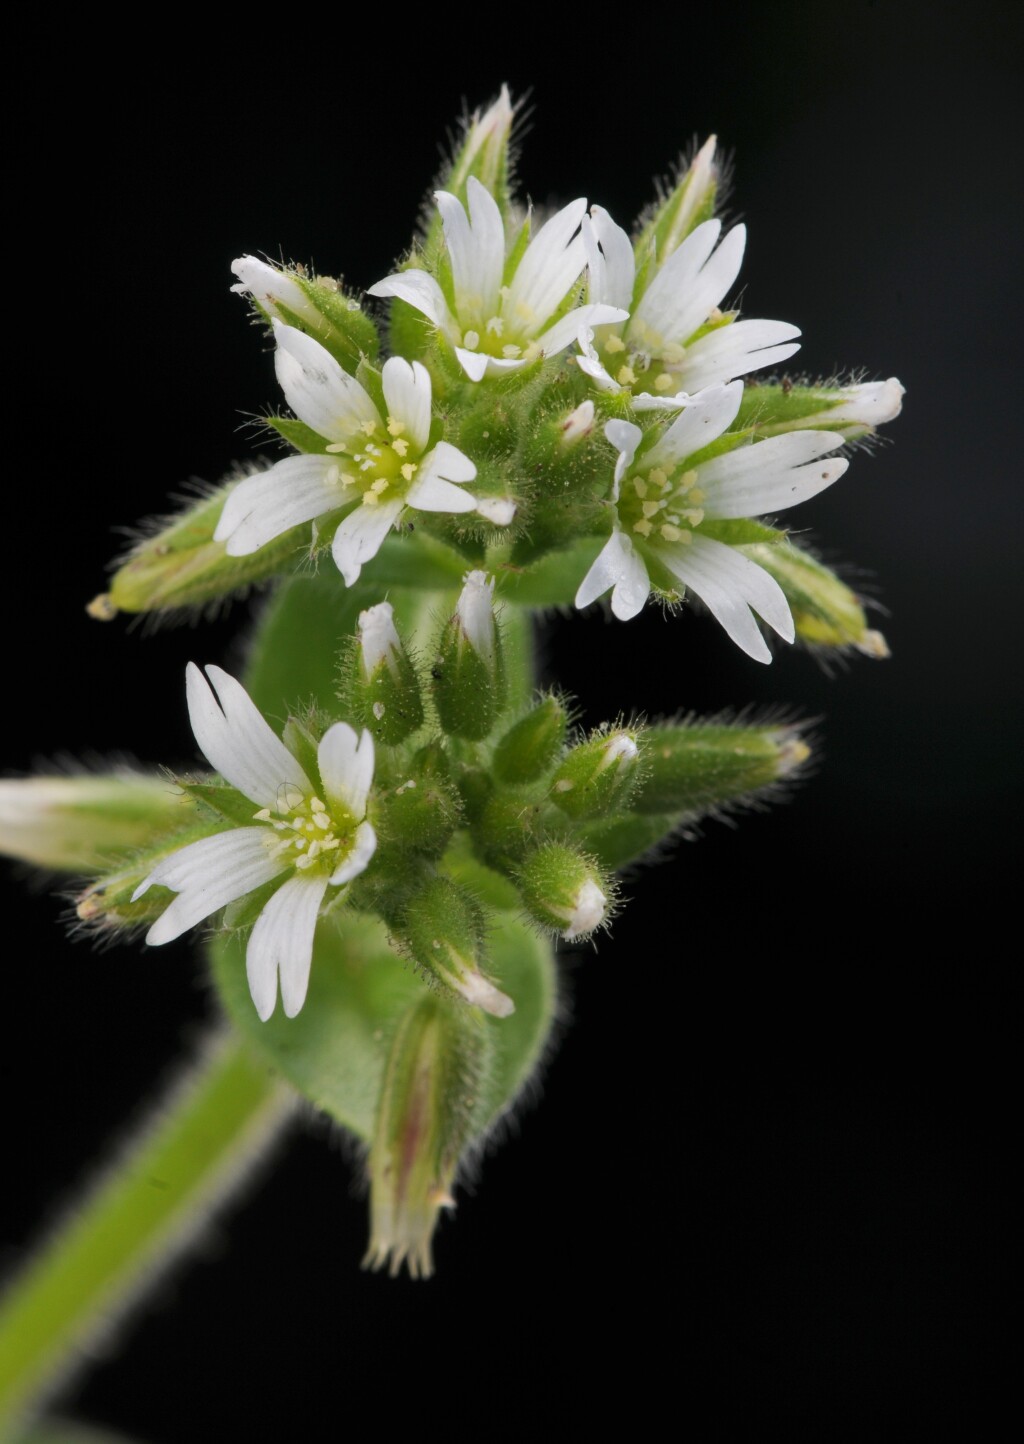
616 366 636 386
360 421 377 437
654 374 675 392
633 519 653 537
322 837 340 851
642 500 662 519
688 487 705 504
325 442 349 454
662 343 686 365
363 491 380 505
371 478 390 494
307 840 321 861
295 854 315 869
386 418 406 437
660 523 684 542
281 785 305 811
313 812 332 829
400 462 417 481
502 344 522 358
515 300 536 323
649 468 669 490
463 330 480 350
486 315 504 336
391 438 410 457
311 797 326 812
680 508 705 527
522 341 542 362
633 477 648 499
604 334 626 354
294 836 307 850
677 469 698 493
253 808 271 821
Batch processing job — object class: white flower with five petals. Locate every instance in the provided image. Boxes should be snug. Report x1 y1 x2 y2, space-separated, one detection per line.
368 177 628 381
214 322 486 586
578 210 801 407
575 382 848 663
133 665 376 1020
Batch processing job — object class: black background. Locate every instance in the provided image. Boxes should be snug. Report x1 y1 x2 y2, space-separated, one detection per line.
3 5 1019 1437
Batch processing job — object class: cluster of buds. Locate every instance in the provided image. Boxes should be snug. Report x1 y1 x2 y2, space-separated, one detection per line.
3 86 903 1276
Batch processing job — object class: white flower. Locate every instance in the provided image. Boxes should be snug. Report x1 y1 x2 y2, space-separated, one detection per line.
368 177 628 381
230 256 324 330
214 322 486 586
578 210 800 405
575 382 849 663
133 664 377 1021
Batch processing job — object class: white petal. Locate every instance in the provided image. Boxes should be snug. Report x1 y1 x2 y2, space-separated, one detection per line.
575 347 618 393
437 179 505 326
657 534 794 663
215 455 338 555
534 303 629 360
330 820 377 886
504 198 588 332
367 270 454 336
246 872 329 1020
632 391 692 412
138 828 284 945
584 207 635 310
230 257 320 328
475 496 516 525
604 419 643 494
677 319 802 391
318 723 375 819
406 472 478 514
381 357 432 453
575 530 650 621
415 439 476 484
186 664 312 810
635 221 745 349
273 322 380 443
330 498 403 586
646 382 743 471
455 346 497 381
698 431 847 519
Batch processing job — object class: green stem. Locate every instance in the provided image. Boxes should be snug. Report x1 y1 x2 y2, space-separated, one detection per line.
0 1031 294 1437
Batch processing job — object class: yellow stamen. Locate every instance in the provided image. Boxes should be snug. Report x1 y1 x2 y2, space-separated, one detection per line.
633 519 653 537
400 463 417 482
604 335 626 354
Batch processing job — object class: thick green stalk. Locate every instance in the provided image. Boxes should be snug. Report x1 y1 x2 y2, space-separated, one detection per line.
0 1032 293 1437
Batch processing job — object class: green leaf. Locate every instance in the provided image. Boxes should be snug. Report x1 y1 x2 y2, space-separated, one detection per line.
208 910 556 1139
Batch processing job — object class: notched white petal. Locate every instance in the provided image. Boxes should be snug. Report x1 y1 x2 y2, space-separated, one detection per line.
186 664 312 809
330 820 377 886
318 723 375 820
246 872 329 1021
331 498 403 586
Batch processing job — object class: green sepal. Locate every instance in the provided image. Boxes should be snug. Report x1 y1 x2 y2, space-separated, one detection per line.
578 811 685 870
421 87 515 270
287 275 380 371
374 762 462 859
472 790 542 871
550 727 642 821
180 778 261 829
699 518 785 546
281 717 322 788
634 137 719 301
264 417 331 454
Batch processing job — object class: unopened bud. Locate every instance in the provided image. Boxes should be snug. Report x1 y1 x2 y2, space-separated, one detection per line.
631 721 811 816
231 256 379 373
0 773 191 872
102 475 304 617
550 727 641 820
635 135 719 286
493 696 569 784
340 602 424 745
740 377 905 442
517 843 611 941
364 995 487 1280
396 876 514 1018
431 572 507 740
436 86 515 235
741 539 889 656
559 400 596 447
377 755 462 859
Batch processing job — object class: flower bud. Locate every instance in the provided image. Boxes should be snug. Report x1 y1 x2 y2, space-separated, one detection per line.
630 722 811 816
0 773 192 871
431 572 507 740
429 86 515 252
340 602 424 746
376 757 462 859
740 540 889 656
231 256 379 373
395 876 514 1018
365 995 487 1279
97 474 304 618
635 135 719 289
517 843 611 941
493 696 569 784
550 727 641 820
558 400 596 448
739 377 905 442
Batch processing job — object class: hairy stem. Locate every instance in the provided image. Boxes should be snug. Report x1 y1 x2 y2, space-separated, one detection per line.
0 1031 294 1435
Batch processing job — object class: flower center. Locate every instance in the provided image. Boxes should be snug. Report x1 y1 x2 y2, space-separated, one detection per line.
254 785 355 875
458 287 542 362
617 466 707 545
324 416 420 508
